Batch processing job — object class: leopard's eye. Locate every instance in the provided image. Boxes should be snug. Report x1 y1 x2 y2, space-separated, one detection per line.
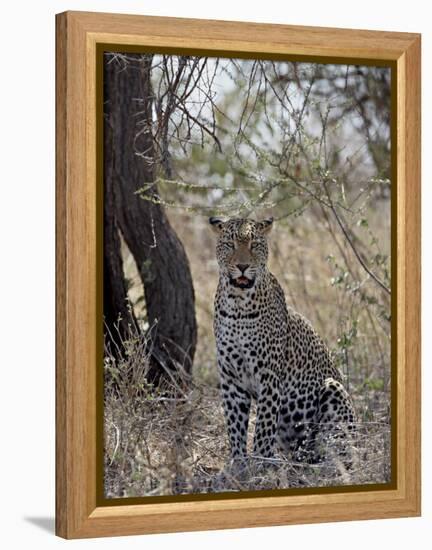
250 241 259 250
225 242 235 250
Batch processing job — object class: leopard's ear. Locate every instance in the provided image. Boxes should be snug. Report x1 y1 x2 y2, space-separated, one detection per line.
257 217 274 235
209 217 226 233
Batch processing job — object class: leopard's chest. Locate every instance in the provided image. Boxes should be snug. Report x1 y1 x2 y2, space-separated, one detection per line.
215 295 271 395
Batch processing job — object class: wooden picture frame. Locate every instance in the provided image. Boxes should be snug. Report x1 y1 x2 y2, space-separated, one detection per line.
55 10 421 539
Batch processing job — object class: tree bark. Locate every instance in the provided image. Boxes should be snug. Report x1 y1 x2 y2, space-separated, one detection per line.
103 54 197 382
103 116 136 352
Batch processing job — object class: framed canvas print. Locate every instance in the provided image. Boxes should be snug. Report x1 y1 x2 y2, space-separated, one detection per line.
56 11 421 539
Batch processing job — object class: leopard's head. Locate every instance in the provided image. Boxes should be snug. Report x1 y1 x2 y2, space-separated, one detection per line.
209 217 273 289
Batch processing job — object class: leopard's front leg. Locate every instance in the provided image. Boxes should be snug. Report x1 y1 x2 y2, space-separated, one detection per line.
253 371 281 458
218 362 251 460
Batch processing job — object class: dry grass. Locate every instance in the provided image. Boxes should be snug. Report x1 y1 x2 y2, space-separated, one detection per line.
104 319 390 499
104 372 390 498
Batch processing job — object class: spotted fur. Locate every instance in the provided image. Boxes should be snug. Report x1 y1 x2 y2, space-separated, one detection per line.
210 217 356 460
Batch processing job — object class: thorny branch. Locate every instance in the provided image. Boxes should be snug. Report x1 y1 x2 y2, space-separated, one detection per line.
107 52 391 297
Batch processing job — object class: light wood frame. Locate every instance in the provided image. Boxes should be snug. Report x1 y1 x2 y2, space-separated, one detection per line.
56 10 421 539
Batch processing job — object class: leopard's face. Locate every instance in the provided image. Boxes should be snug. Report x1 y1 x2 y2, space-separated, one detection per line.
209 217 273 289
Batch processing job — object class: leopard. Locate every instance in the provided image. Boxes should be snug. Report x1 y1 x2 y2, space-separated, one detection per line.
209 216 356 463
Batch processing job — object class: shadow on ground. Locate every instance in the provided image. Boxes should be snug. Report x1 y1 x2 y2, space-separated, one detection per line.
25 517 55 534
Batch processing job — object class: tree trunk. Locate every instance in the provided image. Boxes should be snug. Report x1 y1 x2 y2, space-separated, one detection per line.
103 111 136 353
104 54 197 383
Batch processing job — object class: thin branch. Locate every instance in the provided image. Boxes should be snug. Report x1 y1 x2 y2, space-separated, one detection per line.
322 180 391 295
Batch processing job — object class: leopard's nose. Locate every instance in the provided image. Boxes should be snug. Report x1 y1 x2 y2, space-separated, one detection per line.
237 264 249 273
